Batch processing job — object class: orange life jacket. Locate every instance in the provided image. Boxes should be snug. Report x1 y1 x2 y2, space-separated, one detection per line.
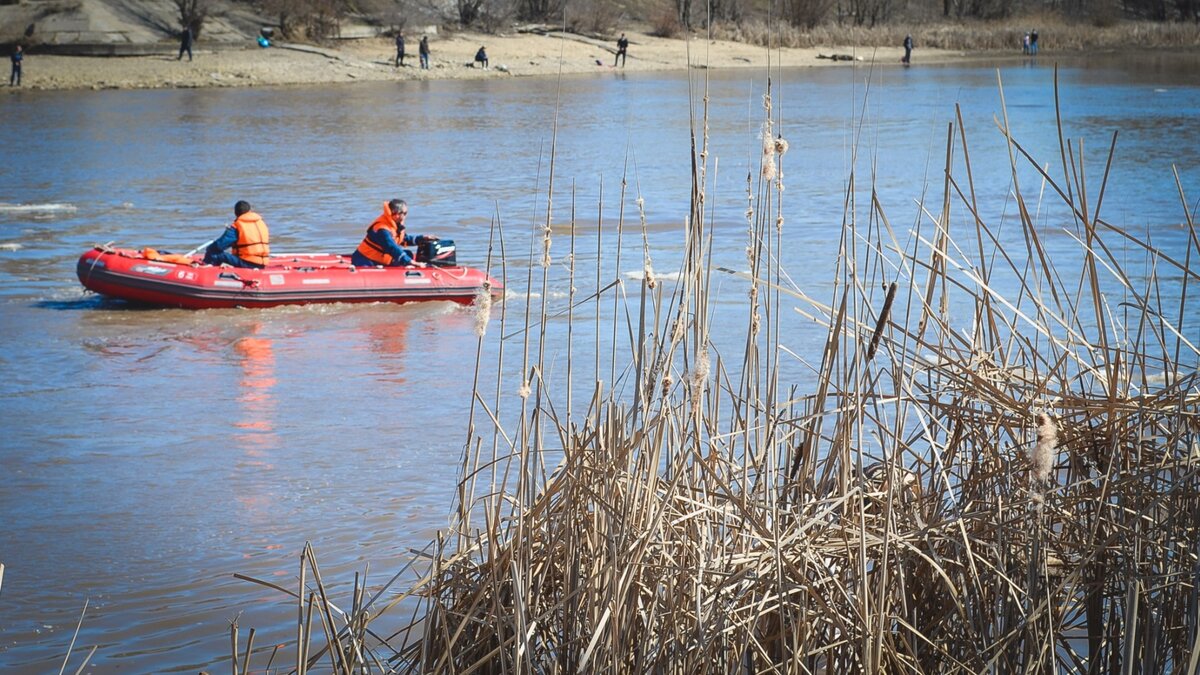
232 211 270 266
355 202 406 266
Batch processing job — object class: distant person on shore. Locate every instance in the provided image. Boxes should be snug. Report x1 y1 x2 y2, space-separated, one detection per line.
204 201 270 268
902 34 913 65
177 25 193 62
9 45 21 86
474 46 488 69
614 33 629 67
394 33 406 67
1022 32 1030 54
1030 29 1039 55
419 36 430 69
352 200 429 268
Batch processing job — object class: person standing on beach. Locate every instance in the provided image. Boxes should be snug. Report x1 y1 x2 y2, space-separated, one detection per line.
178 25 193 61
614 33 629 67
394 33 406 67
1030 29 1039 55
902 34 913 65
419 36 430 69
474 46 488 69
9 45 21 86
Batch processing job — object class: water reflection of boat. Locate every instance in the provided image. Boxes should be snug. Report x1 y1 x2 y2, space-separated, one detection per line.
76 246 501 309
233 323 278 457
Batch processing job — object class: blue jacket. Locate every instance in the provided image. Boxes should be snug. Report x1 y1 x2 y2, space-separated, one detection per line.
351 227 421 267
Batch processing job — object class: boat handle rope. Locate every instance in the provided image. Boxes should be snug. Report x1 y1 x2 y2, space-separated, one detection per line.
218 271 260 288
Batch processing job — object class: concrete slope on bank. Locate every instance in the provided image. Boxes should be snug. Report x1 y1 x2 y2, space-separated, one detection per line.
0 0 274 53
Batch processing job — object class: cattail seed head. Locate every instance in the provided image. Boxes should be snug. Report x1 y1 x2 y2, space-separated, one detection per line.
472 284 492 337
1031 412 1058 484
692 349 710 391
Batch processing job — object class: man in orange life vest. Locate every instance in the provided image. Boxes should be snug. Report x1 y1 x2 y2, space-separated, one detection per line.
204 200 270 268
351 199 430 268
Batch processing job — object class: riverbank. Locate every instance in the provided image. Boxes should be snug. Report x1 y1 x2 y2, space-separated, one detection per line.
4 29 983 92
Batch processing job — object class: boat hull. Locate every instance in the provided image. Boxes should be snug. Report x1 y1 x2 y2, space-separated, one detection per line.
76 247 501 309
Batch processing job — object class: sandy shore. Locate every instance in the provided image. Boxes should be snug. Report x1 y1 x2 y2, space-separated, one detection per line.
4 30 976 92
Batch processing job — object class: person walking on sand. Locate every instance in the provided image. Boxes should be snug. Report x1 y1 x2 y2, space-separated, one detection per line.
474 46 489 69
901 34 913 65
419 35 430 69
614 33 629 67
9 45 22 86
394 33 406 67
177 25 193 61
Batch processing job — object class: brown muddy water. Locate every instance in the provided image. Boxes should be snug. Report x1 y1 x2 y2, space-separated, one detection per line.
1 53 1198 671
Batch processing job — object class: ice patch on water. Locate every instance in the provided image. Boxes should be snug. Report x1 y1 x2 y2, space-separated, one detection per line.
0 202 79 215
623 268 682 282
1154 88 1168 93
0 242 21 251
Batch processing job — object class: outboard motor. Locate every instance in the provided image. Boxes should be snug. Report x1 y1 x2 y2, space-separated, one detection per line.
415 237 456 266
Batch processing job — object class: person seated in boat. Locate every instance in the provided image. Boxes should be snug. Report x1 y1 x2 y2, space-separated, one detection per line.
351 199 430 268
204 200 270 269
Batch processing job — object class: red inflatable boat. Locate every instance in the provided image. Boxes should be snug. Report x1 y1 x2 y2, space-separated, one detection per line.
76 244 501 309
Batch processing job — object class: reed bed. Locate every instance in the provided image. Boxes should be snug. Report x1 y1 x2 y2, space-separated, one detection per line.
234 69 1199 673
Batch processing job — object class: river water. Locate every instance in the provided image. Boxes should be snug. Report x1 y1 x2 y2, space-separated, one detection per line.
1 52 1198 671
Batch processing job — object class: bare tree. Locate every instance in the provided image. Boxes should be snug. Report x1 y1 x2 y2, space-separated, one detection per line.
478 0 518 31
937 0 1012 18
565 0 621 33
676 0 694 29
785 0 836 28
456 0 486 24
175 0 210 38
520 0 566 22
842 0 896 25
709 0 745 23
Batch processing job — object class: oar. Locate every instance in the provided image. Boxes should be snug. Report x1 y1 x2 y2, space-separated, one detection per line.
183 239 215 258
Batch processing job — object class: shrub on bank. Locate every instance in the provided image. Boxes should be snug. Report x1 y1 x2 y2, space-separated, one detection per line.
706 15 1200 50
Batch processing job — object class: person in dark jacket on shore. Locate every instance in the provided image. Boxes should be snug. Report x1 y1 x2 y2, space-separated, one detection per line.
419 35 430 69
9 45 21 86
178 26 193 61
902 34 913 65
351 199 430 268
204 201 270 268
394 33 406 67
474 46 488 69
614 33 629 67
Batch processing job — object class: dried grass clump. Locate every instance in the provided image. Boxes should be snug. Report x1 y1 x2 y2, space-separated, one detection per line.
233 71 1200 674
385 71 1200 672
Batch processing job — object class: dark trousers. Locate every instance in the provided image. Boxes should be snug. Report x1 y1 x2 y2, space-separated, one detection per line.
615 50 626 67
204 250 261 268
178 44 192 61
9 64 19 86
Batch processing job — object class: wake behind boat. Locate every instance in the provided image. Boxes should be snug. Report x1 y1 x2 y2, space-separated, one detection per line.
76 242 500 309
